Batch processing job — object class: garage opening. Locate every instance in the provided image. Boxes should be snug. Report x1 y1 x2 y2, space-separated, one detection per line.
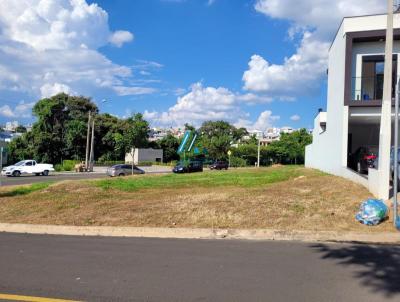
347 119 379 175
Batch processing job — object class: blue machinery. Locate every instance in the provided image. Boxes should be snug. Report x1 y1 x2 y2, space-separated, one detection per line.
177 130 207 161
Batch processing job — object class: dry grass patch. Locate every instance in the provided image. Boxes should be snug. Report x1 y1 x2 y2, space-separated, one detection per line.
0 166 394 232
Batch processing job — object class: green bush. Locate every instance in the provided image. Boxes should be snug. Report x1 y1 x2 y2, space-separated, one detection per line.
62 160 80 171
229 156 247 167
54 164 63 172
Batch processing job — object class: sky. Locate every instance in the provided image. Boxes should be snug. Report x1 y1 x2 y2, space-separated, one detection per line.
0 0 387 131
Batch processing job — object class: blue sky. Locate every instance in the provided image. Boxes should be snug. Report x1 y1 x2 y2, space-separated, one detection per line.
0 0 386 130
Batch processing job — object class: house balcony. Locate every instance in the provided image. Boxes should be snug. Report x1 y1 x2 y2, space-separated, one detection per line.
349 75 397 107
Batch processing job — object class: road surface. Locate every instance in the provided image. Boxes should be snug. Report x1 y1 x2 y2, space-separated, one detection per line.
0 233 399 301
0 166 172 187
0 173 108 187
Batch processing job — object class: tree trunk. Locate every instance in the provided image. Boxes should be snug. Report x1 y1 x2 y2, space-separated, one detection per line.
131 147 136 175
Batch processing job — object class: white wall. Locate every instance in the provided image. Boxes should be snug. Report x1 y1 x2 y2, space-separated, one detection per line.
343 14 400 34
306 23 349 174
125 148 163 164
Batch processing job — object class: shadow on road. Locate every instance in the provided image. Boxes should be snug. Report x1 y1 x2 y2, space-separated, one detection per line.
311 243 400 298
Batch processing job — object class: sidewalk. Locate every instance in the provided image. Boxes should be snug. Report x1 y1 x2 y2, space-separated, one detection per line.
0 223 398 244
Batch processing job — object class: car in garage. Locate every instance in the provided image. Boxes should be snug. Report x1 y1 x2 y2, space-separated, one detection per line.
172 160 203 173
348 146 378 174
106 164 145 177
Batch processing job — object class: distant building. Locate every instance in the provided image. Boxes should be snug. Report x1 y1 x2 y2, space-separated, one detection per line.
5 121 19 132
280 127 294 134
125 148 163 165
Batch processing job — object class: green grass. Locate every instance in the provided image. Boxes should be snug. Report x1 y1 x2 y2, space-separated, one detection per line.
95 165 312 192
0 182 53 198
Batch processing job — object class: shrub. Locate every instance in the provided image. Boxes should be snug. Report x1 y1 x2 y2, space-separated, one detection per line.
61 160 80 171
229 156 247 167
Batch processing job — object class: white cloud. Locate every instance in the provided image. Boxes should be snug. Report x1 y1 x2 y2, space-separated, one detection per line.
243 32 329 96
255 0 385 39
174 88 187 96
0 105 14 118
144 82 240 126
0 101 35 118
40 82 72 98
0 0 152 103
113 86 157 96
109 30 134 47
235 111 280 132
290 114 301 121
235 93 272 104
144 82 279 129
244 0 386 98
0 0 134 51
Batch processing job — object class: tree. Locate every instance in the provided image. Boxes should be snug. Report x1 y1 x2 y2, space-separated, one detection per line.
15 125 27 133
28 93 97 164
184 123 196 132
199 120 246 160
7 132 34 163
266 129 312 164
123 113 150 174
159 134 179 162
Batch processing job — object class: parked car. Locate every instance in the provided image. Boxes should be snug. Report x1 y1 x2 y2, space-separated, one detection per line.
1 160 54 177
172 161 203 173
349 146 378 174
106 164 145 177
209 160 229 170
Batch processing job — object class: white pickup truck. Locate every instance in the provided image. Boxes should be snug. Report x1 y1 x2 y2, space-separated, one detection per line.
1 160 54 177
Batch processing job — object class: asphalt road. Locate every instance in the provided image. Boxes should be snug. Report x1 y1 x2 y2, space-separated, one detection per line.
0 173 108 187
0 167 172 187
0 233 399 302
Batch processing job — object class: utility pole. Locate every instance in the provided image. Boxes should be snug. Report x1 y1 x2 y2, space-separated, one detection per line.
394 0 400 228
89 118 95 172
0 147 3 172
257 137 261 168
85 111 91 171
394 78 399 228
377 0 394 200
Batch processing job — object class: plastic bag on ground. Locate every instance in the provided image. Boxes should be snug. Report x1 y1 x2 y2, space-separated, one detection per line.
355 199 388 226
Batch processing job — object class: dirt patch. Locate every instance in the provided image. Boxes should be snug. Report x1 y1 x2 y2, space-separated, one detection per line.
0 167 393 232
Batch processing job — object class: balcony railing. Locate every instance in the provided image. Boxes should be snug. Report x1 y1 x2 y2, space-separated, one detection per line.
350 76 397 105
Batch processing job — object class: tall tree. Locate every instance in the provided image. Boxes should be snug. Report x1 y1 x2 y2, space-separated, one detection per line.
159 134 179 162
199 120 246 160
122 113 150 174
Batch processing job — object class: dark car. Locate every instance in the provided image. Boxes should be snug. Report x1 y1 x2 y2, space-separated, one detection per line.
349 146 378 174
172 161 203 173
209 160 229 170
106 164 145 177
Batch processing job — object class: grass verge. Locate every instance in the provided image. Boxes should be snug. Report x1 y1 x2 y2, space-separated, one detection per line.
95 165 312 191
0 182 53 198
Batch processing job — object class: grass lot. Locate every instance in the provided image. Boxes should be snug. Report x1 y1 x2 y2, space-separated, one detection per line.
0 166 394 232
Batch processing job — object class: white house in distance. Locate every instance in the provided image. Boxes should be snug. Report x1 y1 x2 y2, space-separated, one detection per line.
306 13 400 199
125 148 163 165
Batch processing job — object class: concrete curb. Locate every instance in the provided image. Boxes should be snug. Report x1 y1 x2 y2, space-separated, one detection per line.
0 223 399 244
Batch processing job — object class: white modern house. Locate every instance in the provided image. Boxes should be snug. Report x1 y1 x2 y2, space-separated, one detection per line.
306 13 400 199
